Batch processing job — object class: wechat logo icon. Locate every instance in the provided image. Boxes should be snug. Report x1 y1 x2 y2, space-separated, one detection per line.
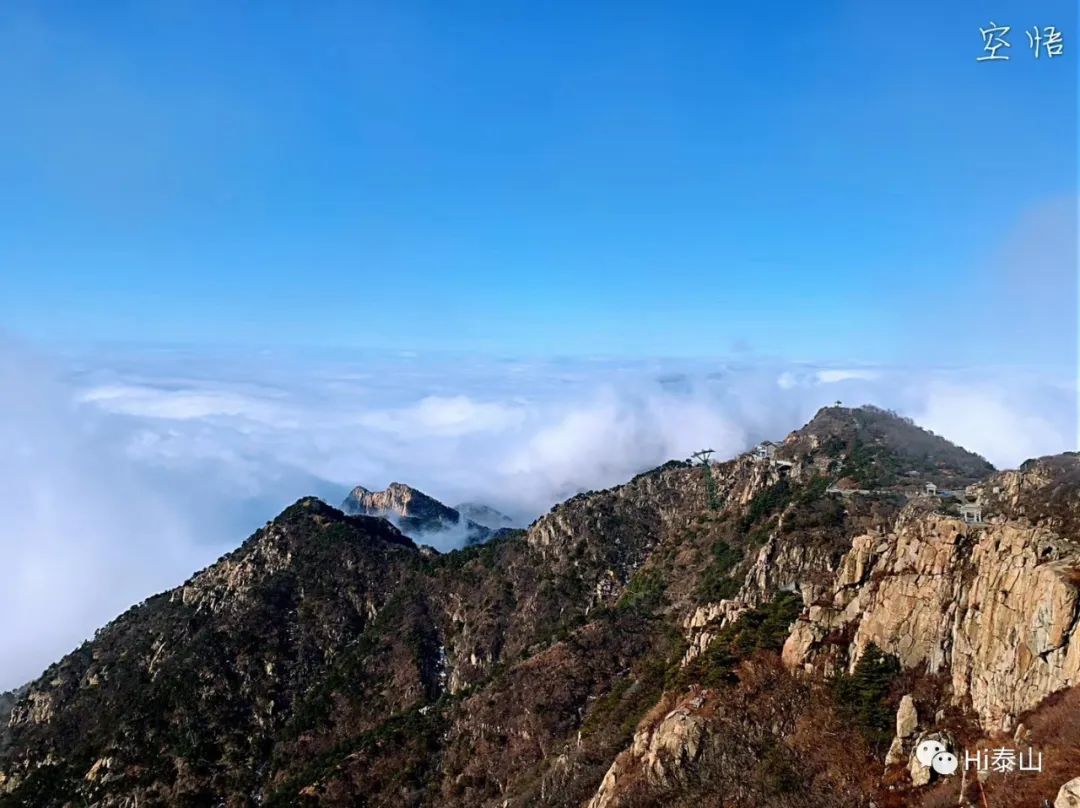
916 739 959 776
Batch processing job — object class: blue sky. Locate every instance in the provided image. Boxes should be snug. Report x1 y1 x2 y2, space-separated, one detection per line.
1 1 1076 363
1 2 1078 687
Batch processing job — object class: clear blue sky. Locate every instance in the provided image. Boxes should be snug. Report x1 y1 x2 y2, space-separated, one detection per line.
1 1 1076 364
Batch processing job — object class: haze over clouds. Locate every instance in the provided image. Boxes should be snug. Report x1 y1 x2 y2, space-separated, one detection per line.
0 340 207 689
1 337 1075 689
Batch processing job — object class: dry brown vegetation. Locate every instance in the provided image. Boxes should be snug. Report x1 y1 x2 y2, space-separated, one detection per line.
913 686 1080 808
615 656 881 808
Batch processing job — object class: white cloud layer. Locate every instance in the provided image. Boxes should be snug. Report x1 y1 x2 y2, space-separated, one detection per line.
0 338 1075 689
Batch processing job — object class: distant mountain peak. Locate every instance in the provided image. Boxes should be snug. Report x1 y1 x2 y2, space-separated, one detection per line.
453 502 517 530
341 483 493 545
343 482 459 524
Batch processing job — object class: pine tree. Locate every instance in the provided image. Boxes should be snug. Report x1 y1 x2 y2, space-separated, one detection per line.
833 642 901 749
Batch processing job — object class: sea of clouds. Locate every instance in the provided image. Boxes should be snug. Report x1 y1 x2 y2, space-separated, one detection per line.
0 336 1075 689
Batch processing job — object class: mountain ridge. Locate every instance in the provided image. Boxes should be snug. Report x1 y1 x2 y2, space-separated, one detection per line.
3 405 1077 807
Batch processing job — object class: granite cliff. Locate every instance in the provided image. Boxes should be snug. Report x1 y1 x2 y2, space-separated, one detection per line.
341 482 494 545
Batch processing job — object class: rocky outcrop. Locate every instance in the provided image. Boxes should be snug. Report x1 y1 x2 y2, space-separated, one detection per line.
343 481 460 523
973 453 1080 536
680 531 841 666
681 601 747 665
741 531 840 607
896 693 918 738
343 481 454 518
784 487 1080 729
587 692 712 808
342 482 491 543
1057 776 1080 808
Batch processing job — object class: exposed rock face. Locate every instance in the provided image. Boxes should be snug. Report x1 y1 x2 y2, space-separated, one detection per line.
972 453 1080 540
342 482 492 544
896 693 918 738
784 457 1080 729
343 482 459 524
1057 776 1080 808
587 691 711 808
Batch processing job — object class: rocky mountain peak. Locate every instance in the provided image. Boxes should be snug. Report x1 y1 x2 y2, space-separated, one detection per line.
341 483 493 545
775 404 995 489
342 483 458 523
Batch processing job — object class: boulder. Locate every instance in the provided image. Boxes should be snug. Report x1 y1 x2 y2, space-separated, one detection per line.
1056 777 1080 808
896 694 918 738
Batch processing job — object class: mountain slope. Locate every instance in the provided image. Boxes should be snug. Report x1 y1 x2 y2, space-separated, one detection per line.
0 501 425 804
2 406 1077 808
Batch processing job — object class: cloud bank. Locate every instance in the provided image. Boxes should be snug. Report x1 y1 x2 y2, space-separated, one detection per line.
0 339 1075 689
0 340 209 689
